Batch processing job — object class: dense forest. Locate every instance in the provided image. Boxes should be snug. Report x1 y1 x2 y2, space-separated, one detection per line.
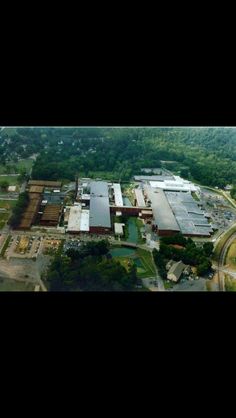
46 240 138 291
0 127 236 187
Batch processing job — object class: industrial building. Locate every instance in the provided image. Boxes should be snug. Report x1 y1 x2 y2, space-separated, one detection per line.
134 188 146 207
134 174 174 182
89 181 111 233
66 205 90 233
134 174 198 193
28 180 62 188
18 193 42 230
114 223 125 236
29 185 44 194
43 191 64 204
40 204 62 226
165 191 213 237
145 187 180 236
149 176 198 192
112 183 123 207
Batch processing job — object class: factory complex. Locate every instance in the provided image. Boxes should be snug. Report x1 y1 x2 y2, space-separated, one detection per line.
16 173 214 239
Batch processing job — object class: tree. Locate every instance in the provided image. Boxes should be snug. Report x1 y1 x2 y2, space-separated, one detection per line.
8 191 29 228
203 242 214 257
197 260 212 276
0 180 9 191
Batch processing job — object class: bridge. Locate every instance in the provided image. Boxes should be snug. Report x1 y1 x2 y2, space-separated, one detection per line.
109 238 153 252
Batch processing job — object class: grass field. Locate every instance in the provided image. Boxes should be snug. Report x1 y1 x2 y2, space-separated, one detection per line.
112 247 155 279
15 158 34 172
0 157 34 176
0 200 16 229
0 278 35 291
136 248 156 277
0 213 10 229
225 275 236 291
0 200 17 209
226 240 236 271
213 224 236 260
0 175 19 185
0 235 11 257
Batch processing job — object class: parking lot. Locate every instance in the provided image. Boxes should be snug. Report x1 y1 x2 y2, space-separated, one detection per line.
5 235 42 259
200 188 236 231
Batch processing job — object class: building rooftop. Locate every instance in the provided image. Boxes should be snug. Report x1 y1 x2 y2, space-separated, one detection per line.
18 194 41 229
41 204 62 222
165 191 212 236
80 210 90 232
112 183 123 207
89 181 111 228
29 185 44 194
134 175 174 182
67 205 81 232
135 188 146 207
114 223 125 235
28 180 62 188
81 194 90 200
145 187 180 232
168 261 186 282
149 176 197 192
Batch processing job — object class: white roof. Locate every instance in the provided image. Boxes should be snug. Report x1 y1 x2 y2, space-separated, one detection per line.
114 223 125 234
135 188 146 207
81 194 90 200
8 185 16 192
112 183 123 207
80 210 90 232
67 205 82 232
150 176 197 192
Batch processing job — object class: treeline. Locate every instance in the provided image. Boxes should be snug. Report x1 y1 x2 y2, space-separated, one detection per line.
1 127 236 187
230 186 236 200
8 192 29 228
47 240 138 291
153 233 213 278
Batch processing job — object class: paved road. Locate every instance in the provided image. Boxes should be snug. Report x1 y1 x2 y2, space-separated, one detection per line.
222 191 236 210
20 181 27 193
151 250 165 291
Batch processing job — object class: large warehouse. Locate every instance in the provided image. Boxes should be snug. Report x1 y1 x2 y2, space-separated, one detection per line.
134 174 198 193
145 185 213 237
66 205 90 233
40 204 62 227
18 193 42 230
28 180 62 189
89 181 111 234
134 188 146 207
145 187 180 236
165 191 213 237
112 183 123 207
149 176 198 192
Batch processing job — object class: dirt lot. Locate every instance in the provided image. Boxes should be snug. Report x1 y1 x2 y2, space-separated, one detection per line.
0 254 51 284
